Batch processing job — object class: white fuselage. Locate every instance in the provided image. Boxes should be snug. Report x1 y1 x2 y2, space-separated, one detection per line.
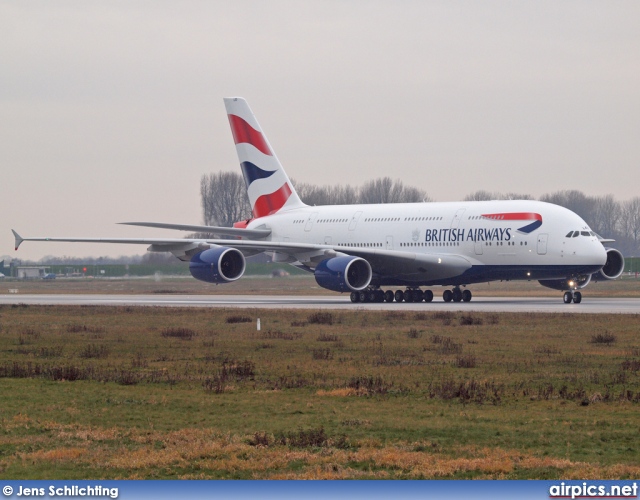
247 199 607 286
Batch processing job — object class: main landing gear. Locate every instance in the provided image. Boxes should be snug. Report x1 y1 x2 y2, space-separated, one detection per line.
563 290 582 304
442 287 472 303
349 287 472 303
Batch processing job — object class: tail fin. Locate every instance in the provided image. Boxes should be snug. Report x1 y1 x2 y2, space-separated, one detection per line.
224 97 306 219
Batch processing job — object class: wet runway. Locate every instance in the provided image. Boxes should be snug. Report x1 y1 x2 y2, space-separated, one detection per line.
1 294 639 314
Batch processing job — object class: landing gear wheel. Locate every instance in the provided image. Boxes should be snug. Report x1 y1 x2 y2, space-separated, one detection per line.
394 290 405 303
384 290 394 303
350 291 360 303
374 290 384 303
405 290 414 303
443 290 453 302
424 290 434 303
573 291 582 304
359 291 368 303
452 288 463 302
414 290 424 303
563 291 573 304
462 289 472 302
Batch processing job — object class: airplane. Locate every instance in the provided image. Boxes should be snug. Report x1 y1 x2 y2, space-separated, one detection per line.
12 97 625 304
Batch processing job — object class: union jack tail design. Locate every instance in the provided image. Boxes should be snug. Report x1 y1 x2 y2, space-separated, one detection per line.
224 97 306 219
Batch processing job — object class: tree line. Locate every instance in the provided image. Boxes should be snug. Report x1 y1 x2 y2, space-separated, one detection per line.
200 173 430 227
201 172 640 256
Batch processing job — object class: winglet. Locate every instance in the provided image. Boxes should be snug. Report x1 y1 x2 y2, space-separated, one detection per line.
12 230 24 250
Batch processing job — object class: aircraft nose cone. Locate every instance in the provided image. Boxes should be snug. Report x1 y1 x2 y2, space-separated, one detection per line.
594 242 607 266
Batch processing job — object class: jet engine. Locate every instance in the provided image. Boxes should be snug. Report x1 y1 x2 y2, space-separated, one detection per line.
592 248 625 281
314 256 372 293
539 248 625 290
189 247 246 284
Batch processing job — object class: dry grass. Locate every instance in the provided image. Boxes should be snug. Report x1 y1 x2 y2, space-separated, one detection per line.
8 416 640 479
0 305 639 479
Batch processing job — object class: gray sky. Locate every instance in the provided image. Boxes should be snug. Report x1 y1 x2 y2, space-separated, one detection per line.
2 1 639 261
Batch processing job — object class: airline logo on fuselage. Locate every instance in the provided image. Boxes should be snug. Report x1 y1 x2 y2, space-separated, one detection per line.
424 212 542 243
482 212 543 234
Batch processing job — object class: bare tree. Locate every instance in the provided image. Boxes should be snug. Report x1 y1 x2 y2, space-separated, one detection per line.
200 172 251 227
539 190 596 229
291 181 347 206
294 177 428 205
621 197 640 245
329 184 359 205
464 190 533 201
358 177 431 204
503 192 534 200
591 194 621 237
463 190 499 201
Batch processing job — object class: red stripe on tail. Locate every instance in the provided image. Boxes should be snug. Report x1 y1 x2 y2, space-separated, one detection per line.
228 114 272 156
253 183 292 218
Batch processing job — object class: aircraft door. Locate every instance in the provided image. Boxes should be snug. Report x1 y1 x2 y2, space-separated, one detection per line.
474 240 483 255
348 211 362 231
451 208 466 229
537 234 548 255
386 236 393 250
305 213 318 232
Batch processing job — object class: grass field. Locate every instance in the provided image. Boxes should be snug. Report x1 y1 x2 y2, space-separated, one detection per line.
0 304 639 479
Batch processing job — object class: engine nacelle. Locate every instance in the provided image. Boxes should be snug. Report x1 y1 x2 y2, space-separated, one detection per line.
189 247 246 284
314 256 372 293
593 248 625 281
539 274 592 291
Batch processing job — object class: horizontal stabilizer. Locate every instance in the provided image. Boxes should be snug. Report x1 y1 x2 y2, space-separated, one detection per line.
119 222 271 239
12 230 24 250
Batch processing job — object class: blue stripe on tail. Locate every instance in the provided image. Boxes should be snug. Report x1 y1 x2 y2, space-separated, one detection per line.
240 161 276 188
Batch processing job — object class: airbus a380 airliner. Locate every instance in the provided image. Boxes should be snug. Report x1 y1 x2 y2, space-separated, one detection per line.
13 98 625 304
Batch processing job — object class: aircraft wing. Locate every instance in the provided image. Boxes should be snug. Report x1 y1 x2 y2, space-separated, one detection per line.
204 239 472 281
12 229 471 280
119 222 271 239
12 231 209 251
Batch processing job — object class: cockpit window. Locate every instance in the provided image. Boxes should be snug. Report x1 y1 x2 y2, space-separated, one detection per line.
567 230 595 238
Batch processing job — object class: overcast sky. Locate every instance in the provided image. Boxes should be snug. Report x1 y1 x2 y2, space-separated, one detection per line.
2 1 639 261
